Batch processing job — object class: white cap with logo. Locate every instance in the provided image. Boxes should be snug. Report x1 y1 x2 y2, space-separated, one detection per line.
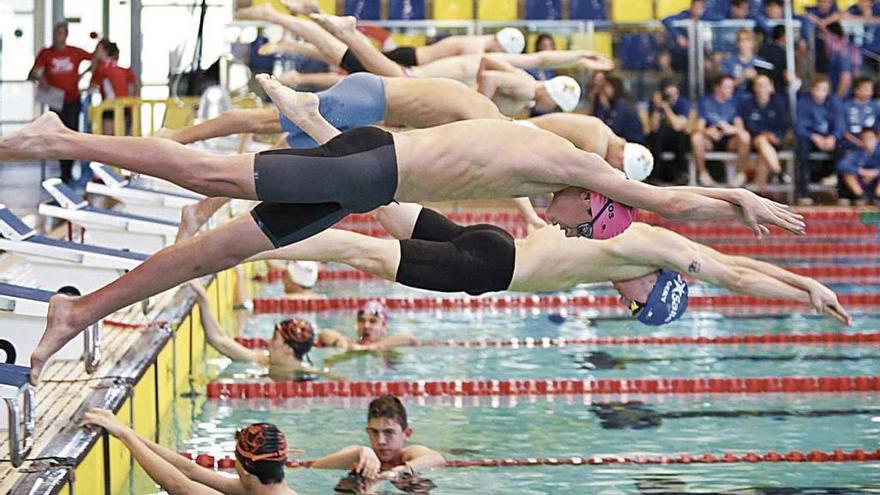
543 76 581 112
622 142 654 182
287 261 319 289
495 28 525 54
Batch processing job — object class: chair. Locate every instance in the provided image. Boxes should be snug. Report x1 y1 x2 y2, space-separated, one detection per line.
525 0 562 19
344 0 381 20
478 0 518 20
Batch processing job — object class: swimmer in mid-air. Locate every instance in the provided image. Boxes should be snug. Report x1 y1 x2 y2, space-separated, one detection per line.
1 74 805 383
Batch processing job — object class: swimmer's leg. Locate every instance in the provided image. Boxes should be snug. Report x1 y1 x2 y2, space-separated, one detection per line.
176 196 231 242
31 213 275 384
257 74 341 144
236 4 347 65
277 70 343 89
250 228 401 281
373 202 425 239
0 113 259 200
311 14 408 77
157 108 282 144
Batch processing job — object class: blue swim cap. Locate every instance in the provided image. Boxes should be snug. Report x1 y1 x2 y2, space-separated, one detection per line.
633 270 689 326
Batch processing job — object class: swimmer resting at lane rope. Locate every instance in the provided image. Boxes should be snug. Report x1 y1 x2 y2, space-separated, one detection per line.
188 280 346 382
1 75 805 384
81 409 299 495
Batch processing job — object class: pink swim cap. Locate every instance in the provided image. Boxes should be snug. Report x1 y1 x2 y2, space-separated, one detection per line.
588 192 636 240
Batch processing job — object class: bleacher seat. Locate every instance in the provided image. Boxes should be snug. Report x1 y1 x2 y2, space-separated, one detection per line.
571 31 613 59
610 0 652 22
344 0 381 19
619 33 660 70
433 0 474 19
570 0 606 20
525 0 563 19
793 0 813 14
478 0 518 20
656 0 692 18
526 33 568 52
389 0 426 20
391 33 427 47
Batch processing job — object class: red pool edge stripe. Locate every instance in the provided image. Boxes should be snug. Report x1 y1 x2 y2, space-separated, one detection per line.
206 375 880 399
183 447 880 470
250 293 880 313
234 331 880 350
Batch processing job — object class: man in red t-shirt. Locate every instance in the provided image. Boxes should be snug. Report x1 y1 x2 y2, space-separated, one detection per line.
90 41 140 135
28 22 92 183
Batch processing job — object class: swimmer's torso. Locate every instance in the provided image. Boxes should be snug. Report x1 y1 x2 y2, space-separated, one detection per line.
529 113 612 158
413 54 482 86
392 119 580 202
383 78 504 127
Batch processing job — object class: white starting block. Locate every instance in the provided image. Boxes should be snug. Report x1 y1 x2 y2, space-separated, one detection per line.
0 363 33 467
0 205 148 295
87 163 203 222
0 282 100 375
39 179 178 254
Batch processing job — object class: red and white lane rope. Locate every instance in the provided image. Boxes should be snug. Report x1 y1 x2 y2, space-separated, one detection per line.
206 375 880 400
251 293 880 314
182 447 880 470
233 331 880 350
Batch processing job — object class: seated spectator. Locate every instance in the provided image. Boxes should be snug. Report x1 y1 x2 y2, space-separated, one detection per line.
592 75 646 145
737 74 789 188
647 79 692 184
842 76 879 151
721 29 762 97
795 74 844 204
845 0 880 73
805 0 842 73
662 0 709 72
823 22 861 98
656 50 679 83
585 70 608 113
838 129 880 204
527 33 558 82
691 74 751 186
757 24 791 96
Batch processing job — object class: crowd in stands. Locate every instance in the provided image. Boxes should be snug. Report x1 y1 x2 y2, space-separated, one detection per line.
575 0 880 205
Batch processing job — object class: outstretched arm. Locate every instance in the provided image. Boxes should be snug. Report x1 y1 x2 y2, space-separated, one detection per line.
620 225 850 324
493 50 614 71
81 409 229 495
400 445 447 471
138 436 247 495
189 281 266 363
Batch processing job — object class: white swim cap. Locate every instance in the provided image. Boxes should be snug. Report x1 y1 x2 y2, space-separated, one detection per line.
623 142 654 182
287 261 319 289
495 28 525 54
543 76 581 112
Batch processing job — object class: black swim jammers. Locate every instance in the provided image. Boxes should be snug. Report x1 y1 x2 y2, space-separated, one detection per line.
396 208 516 296
339 47 419 74
250 126 398 247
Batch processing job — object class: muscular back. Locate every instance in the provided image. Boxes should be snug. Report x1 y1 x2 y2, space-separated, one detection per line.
415 35 494 64
412 54 483 85
528 113 613 158
384 78 505 127
392 119 585 203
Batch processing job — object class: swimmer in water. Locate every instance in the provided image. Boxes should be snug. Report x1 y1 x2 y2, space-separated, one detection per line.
319 300 417 351
81 409 298 495
189 280 345 381
277 260 320 298
312 395 445 479
4 77 806 384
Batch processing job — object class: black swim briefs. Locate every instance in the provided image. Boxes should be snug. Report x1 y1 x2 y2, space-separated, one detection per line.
339 46 419 74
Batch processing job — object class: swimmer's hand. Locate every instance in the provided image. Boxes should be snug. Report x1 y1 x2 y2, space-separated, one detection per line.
731 189 806 237
80 408 130 438
355 447 382 479
808 282 852 326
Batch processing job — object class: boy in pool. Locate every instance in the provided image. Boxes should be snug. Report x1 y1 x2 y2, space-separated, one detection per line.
189 280 345 382
319 300 417 351
81 409 298 495
312 395 446 479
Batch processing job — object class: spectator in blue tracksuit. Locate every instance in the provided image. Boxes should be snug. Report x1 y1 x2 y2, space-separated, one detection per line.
841 76 880 151
736 74 789 188
592 75 646 145
758 0 809 45
721 29 766 98
823 22 861 98
795 74 845 203
838 129 880 202
691 74 752 186
662 0 714 72
846 0 880 73
805 0 841 73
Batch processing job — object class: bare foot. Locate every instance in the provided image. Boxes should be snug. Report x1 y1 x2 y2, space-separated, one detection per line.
0 112 68 161
153 127 181 142
283 0 320 15
309 13 356 37
175 197 229 242
275 68 301 87
30 294 86 385
234 2 278 21
255 74 320 123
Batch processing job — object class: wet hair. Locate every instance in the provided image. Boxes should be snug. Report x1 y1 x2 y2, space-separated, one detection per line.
234 423 287 485
368 395 408 430
534 33 556 52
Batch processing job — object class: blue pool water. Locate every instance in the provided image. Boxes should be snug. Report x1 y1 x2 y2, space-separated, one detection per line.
142 260 880 494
